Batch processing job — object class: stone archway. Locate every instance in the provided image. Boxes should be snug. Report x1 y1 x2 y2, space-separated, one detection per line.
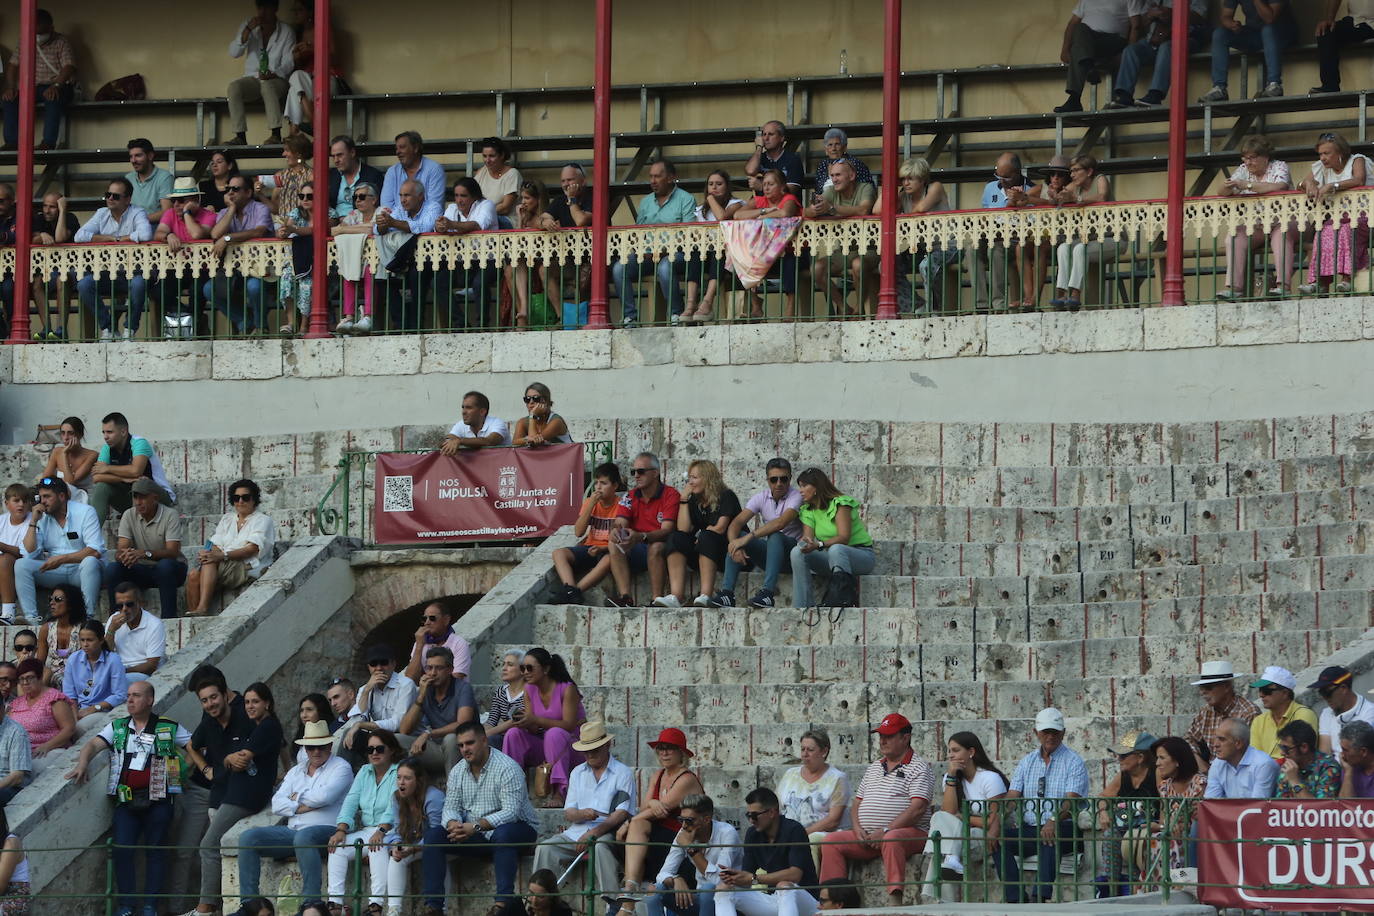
352 593 482 673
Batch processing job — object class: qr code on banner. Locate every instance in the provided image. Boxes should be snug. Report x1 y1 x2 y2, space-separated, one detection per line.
382 476 414 512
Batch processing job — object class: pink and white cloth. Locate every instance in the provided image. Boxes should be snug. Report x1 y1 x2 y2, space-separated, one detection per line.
719 216 801 288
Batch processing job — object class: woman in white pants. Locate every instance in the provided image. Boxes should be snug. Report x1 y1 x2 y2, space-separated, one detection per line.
921 731 1008 903
1049 156 1116 309
373 757 443 915
326 730 401 913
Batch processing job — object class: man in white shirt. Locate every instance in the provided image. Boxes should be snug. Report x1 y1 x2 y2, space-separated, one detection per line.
1055 0 1145 113
15 476 104 624
226 0 296 145
439 391 511 454
75 178 153 341
533 722 637 901
1311 665 1374 762
1204 718 1280 799
344 643 418 754
624 794 741 916
237 719 352 901
106 583 166 682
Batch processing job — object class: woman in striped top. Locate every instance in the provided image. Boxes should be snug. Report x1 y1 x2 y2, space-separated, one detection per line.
483 650 527 752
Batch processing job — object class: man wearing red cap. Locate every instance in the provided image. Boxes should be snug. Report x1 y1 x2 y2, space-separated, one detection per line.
818 713 935 907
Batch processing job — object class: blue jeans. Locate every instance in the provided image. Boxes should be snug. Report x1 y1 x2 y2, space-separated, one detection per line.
787 543 876 608
612 252 687 321
1210 21 1297 88
113 797 176 911
998 818 1078 903
203 275 265 333
2 82 71 147
238 823 335 900
722 532 797 593
1115 28 1208 96
919 247 961 311
78 272 148 333
420 820 537 909
644 878 717 916
14 554 102 621
102 558 188 619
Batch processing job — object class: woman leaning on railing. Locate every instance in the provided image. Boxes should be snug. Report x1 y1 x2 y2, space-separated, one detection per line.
1214 134 1295 300
1297 131 1373 296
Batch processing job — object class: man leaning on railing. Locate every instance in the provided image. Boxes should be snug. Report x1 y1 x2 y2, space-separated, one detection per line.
995 706 1090 905
75 178 152 342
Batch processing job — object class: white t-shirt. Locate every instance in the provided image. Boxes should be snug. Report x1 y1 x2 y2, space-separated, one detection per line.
1320 696 1374 762
0 514 25 550
447 415 512 446
113 611 167 669
961 768 1009 817
443 198 499 231
208 511 278 575
475 166 523 207
1073 0 1148 37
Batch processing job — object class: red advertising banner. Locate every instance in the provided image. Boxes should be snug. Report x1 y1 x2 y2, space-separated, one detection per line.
1198 798 1374 912
373 445 584 544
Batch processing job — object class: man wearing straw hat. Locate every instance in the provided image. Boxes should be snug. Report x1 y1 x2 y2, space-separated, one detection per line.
1182 660 1258 764
236 718 352 906
532 721 637 902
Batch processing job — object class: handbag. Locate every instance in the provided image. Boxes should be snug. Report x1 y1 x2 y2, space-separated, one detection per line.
821 569 858 608
531 761 553 799
94 74 147 102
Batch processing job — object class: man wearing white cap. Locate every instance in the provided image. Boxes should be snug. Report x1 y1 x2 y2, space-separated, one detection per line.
1249 665 1317 759
532 721 637 902
1183 660 1258 764
997 707 1090 904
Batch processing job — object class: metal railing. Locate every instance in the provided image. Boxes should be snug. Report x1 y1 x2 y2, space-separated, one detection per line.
5 189 1371 340
314 441 613 545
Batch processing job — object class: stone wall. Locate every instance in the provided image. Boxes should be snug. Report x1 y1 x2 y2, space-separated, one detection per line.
4 301 1374 442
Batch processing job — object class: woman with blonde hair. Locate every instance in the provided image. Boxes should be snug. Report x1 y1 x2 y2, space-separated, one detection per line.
874 157 956 311
505 179 561 328
655 460 741 609
1214 134 1295 299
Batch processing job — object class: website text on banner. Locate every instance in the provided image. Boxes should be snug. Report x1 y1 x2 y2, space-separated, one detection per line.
374 445 583 543
1197 799 1374 912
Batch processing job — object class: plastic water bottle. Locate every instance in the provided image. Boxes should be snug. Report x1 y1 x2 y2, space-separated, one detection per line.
258 50 269 78
839 49 848 75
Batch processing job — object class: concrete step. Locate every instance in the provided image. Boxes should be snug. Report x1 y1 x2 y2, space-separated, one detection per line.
498 624 1363 686
531 589 1374 647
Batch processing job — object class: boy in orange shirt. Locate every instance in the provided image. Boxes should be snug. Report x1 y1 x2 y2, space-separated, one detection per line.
551 463 622 604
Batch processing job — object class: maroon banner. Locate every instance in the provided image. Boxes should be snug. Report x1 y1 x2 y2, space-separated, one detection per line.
373 445 584 544
1197 798 1374 911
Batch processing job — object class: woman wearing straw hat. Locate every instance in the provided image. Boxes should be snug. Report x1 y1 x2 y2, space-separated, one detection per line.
616 727 703 900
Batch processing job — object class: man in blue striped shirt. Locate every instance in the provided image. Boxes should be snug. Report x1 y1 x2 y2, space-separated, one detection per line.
420 719 538 916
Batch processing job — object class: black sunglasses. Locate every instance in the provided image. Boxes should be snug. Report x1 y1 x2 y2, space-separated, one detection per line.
367 744 387 754
678 816 697 826
745 810 770 821
328 677 347 687
227 184 248 192
1259 685 1280 696
519 664 536 673
48 595 65 603
13 644 36 652
104 191 126 199
522 395 546 404
114 601 138 610
768 475 790 484
353 193 373 201
229 492 255 503
631 468 654 475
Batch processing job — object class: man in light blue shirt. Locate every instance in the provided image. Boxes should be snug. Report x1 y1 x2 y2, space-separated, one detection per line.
611 158 698 327
376 179 441 331
380 130 446 215
1205 717 1281 799
75 177 153 341
976 152 1033 311
14 476 105 623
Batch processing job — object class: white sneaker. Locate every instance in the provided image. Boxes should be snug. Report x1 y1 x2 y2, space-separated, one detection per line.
1258 81 1284 98
1297 282 1319 295
1197 85 1228 103
692 594 712 607
652 595 682 608
943 853 966 875
99 328 113 342
119 327 133 341
334 317 354 334
352 314 372 333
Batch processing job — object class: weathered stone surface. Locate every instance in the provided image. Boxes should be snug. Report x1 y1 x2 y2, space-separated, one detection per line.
1365 298 1374 339
673 323 730 366
1042 308 1143 352
794 320 843 362
729 322 793 365
105 339 212 381
609 326 673 367
491 329 552 372
986 311 1043 356
0 344 11 383
421 333 491 374
13 342 107 383
914 313 986 358
840 319 922 362
211 338 282 380
1144 303 1216 349
344 335 422 375
549 328 611 370
1216 299 1299 346
284 337 343 378
1299 298 1364 342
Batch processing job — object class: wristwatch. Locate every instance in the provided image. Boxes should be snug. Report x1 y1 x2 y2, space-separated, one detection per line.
144 550 154 561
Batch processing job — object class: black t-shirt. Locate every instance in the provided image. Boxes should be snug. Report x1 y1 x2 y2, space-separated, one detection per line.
33 209 80 238
687 488 742 533
740 816 818 890
190 693 252 805
546 187 593 228
758 150 805 190
224 714 284 812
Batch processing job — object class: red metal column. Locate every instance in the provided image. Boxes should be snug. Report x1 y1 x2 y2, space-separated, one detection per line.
6 0 38 344
875 0 901 320
304 0 333 338
585 0 613 330
1160 0 1188 306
